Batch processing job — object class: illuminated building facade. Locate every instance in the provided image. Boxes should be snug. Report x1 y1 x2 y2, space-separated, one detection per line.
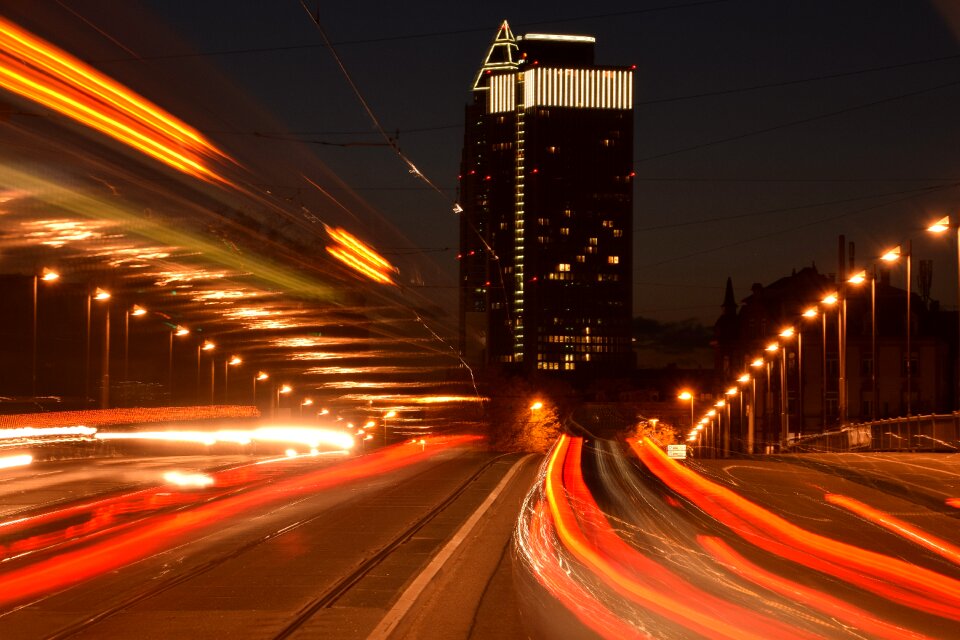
458 21 634 377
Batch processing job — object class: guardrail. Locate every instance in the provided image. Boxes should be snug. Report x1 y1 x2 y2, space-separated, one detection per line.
785 414 960 452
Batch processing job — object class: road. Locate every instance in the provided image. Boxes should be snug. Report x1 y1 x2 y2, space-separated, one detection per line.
515 436 960 639
0 439 541 640
5 436 960 640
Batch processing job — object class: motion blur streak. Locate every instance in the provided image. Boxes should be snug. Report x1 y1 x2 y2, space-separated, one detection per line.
697 536 932 640
0 454 32 469
94 426 355 450
0 434 479 607
0 16 231 184
949 498 960 509
325 225 397 285
516 442 649 639
521 491 646 639
548 436 811 640
632 438 960 621
0 425 96 440
824 493 960 566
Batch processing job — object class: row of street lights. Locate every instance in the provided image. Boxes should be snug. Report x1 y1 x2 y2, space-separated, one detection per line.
697 219 954 454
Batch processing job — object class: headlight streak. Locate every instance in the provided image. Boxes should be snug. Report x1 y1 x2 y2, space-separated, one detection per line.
0 435 479 605
631 438 960 622
0 454 33 469
163 471 214 488
94 427 355 451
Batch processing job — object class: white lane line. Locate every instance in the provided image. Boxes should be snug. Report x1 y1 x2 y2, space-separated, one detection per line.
366 454 532 640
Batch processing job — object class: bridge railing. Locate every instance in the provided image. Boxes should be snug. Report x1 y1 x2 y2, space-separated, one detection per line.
784 414 960 453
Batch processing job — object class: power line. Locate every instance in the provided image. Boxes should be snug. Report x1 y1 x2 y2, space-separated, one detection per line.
90 1 736 63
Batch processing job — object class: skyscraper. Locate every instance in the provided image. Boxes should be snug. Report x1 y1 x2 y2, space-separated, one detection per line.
458 21 634 378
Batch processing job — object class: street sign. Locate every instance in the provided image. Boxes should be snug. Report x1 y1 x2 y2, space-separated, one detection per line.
666 444 687 460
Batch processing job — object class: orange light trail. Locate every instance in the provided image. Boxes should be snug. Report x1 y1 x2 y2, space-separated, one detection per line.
0 435 480 606
325 225 396 285
825 493 960 567
698 536 933 640
545 436 814 640
631 438 960 621
0 16 232 184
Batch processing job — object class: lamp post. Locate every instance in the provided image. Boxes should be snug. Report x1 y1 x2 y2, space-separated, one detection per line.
224 355 242 403
384 409 397 445
84 287 111 408
168 325 189 403
848 269 877 421
196 339 214 403
678 391 694 430
749 358 764 453
820 292 839 429
300 397 313 418
253 371 268 407
124 304 146 382
706 409 717 458
800 306 819 432
778 327 796 447
882 243 911 417
723 389 735 457
31 267 59 397
275 384 292 418
928 216 960 413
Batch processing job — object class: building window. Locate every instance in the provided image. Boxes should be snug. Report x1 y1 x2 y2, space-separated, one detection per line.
560 227 570 235
576 255 585 263
547 146 557 153
589 237 598 246
613 229 623 238
558 263 570 272
538 217 549 226
608 256 619 264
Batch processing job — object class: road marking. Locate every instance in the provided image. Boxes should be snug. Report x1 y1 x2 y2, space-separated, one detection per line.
367 454 532 640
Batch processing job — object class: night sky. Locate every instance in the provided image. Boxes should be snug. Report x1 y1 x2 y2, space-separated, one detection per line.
4 0 960 325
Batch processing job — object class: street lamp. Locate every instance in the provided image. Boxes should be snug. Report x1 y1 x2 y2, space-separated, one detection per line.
882 243 912 417
275 384 292 418
300 397 313 418
196 339 214 403
224 355 242 403
168 325 190 403
383 410 397 445
123 304 146 382
928 216 960 413
778 328 797 447
83 287 111 407
31 267 59 397
821 292 839 429
253 371 268 406
678 390 694 429
848 269 877 421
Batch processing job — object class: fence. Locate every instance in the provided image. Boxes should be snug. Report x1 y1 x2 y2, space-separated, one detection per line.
785 414 960 453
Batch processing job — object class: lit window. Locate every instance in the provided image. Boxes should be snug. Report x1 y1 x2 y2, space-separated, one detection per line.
576 255 585 263
538 217 549 225
547 146 557 153
608 256 619 264
564 209 572 218
613 229 623 238
589 237 598 246
560 227 570 235
558 263 570 272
